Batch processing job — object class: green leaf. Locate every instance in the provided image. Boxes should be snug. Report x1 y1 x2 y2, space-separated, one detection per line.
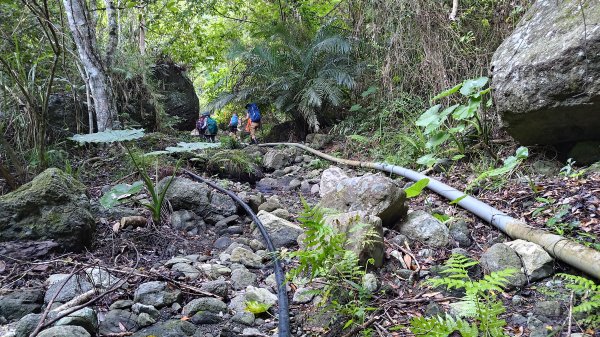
452 154 465 161
417 154 438 167
460 77 488 96
145 142 221 156
432 82 463 101
70 129 145 143
440 104 460 118
426 131 451 149
433 213 450 222
349 104 362 112
244 300 271 314
361 86 378 98
450 194 467 205
99 181 144 209
416 104 441 127
417 104 447 135
515 146 529 159
452 97 481 120
405 178 429 198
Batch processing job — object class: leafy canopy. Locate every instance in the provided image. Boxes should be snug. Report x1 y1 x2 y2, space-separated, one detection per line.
208 23 361 132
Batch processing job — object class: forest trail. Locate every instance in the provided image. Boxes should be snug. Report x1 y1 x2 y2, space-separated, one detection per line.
1 136 599 337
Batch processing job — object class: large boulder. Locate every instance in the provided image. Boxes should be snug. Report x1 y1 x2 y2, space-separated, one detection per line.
158 177 237 224
99 309 139 335
0 168 95 251
319 167 407 227
323 211 384 267
151 60 199 131
132 319 197 337
305 133 334 150
263 149 293 170
397 211 450 248
0 289 44 322
491 0 600 146
480 243 527 288
255 210 304 248
133 281 181 308
44 274 93 303
504 240 554 281
38 325 91 337
55 307 97 335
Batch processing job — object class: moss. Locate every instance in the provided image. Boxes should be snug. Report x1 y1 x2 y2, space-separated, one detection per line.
0 168 94 251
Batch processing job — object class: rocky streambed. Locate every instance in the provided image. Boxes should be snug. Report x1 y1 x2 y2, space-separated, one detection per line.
0 142 591 337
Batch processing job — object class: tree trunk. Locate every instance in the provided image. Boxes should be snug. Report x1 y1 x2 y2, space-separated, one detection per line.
104 0 118 69
63 0 117 131
139 12 146 55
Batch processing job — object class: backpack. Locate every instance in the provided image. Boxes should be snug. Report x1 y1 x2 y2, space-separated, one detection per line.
206 117 218 135
248 103 261 123
230 114 239 127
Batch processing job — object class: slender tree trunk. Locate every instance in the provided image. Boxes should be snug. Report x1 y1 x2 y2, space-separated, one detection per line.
105 0 118 69
138 12 146 55
63 0 117 131
76 63 95 133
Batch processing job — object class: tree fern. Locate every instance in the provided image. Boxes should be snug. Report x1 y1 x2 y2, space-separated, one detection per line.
558 273 600 328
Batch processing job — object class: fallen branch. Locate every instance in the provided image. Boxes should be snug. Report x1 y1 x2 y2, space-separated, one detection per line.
37 279 127 332
50 289 96 313
30 266 84 337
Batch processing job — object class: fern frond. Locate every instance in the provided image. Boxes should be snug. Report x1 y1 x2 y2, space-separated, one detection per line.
410 314 478 337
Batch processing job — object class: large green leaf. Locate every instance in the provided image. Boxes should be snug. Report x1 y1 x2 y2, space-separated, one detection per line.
416 104 444 135
432 82 463 101
145 142 221 156
405 178 429 198
361 86 378 98
452 97 481 120
459 77 488 96
100 181 144 209
426 131 451 149
70 129 145 144
417 154 438 167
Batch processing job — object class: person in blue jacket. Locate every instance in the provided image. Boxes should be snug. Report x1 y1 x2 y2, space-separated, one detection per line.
229 112 239 139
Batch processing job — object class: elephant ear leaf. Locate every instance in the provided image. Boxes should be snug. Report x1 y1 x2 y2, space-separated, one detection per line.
70 129 145 143
100 181 144 209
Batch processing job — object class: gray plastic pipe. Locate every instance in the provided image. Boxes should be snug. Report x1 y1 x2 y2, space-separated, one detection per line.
260 142 600 280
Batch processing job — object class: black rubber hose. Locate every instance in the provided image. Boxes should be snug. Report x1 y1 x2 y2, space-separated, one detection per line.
182 169 291 337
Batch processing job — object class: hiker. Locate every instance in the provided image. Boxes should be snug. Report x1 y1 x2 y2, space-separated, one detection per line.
196 113 208 136
245 103 261 144
229 112 239 138
204 113 218 143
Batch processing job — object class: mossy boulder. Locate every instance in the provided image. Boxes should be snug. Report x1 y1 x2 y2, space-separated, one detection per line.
0 168 95 252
